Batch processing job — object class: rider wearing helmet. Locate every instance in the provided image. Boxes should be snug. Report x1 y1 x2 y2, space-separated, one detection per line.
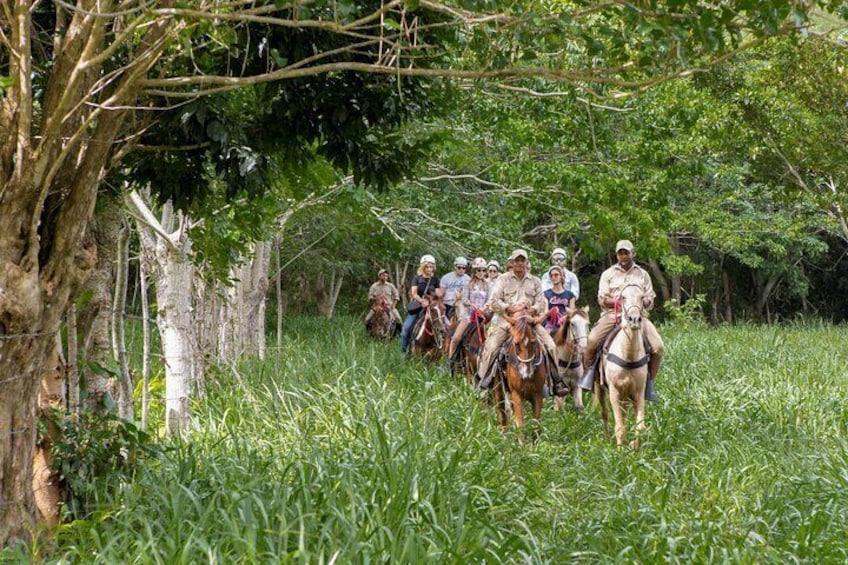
541 247 580 300
400 254 443 355
543 265 575 331
448 257 491 361
487 260 502 285
440 256 471 321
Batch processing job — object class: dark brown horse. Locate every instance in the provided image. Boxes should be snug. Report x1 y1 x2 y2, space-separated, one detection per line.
494 314 548 442
451 308 488 385
367 296 396 340
409 298 446 363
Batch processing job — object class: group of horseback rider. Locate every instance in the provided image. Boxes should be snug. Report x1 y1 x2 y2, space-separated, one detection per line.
366 240 664 402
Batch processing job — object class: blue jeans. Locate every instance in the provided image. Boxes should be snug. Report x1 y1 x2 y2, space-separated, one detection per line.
400 313 420 353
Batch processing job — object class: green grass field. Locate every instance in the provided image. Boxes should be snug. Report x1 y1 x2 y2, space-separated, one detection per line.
44 317 848 563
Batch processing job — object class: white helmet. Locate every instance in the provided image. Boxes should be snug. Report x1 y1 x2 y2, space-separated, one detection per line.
419 254 436 265
471 257 487 269
454 256 468 267
551 247 567 260
487 260 501 271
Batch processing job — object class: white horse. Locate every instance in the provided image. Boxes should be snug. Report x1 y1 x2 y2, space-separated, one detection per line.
596 285 649 449
552 307 590 412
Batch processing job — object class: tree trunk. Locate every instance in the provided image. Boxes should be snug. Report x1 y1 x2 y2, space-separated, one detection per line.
648 259 671 303
128 191 197 437
77 197 124 413
722 269 733 323
316 271 344 319
32 340 66 528
219 242 271 361
111 219 133 420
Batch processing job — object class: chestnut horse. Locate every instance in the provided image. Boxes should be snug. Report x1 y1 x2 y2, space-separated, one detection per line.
493 314 548 442
596 284 649 449
551 307 590 412
368 296 396 340
451 307 488 385
409 298 446 363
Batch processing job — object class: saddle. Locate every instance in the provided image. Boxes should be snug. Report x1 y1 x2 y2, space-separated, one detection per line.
595 325 652 386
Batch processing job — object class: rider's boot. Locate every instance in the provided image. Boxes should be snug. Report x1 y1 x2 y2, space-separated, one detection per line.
645 356 661 402
578 355 598 391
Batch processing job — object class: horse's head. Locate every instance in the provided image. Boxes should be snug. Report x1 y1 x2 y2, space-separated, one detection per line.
567 306 590 354
619 285 645 330
505 313 539 352
424 296 446 333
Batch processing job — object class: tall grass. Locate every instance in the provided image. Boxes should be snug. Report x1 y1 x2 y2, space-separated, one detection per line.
43 318 848 563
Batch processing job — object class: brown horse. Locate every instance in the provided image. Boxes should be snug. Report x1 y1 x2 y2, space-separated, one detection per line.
451 308 489 385
409 298 446 363
551 307 590 412
493 314 548 443
367 296 396 340
595 284 648 449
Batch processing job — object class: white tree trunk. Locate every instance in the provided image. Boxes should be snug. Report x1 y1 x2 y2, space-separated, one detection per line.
127 190 196 437
316 271 344 319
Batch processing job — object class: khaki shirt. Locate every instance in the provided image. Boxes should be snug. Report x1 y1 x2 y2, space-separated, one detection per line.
597 262 656 316
368 281 399 304
486 271 548 329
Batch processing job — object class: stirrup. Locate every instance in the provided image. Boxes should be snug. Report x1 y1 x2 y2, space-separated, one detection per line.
645 379 658 402
577 365 595 391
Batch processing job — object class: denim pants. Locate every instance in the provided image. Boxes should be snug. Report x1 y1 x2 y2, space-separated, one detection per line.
400 313 420 353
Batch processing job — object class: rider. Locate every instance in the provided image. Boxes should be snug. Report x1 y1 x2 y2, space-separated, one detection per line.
487 260 501 285
400 255 443 355
476 249 567 396
448 257 491 361
578 240 664 402
440 257 470 321
365 268 402 330
543 265 576 331
541 247 580 301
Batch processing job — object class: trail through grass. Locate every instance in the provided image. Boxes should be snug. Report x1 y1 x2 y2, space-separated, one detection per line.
44 318 848 563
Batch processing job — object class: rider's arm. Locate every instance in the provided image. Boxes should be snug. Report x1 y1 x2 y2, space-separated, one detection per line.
597 270 612 308
487 277 508 314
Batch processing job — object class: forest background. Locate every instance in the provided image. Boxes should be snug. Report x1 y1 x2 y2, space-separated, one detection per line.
1 0 848 554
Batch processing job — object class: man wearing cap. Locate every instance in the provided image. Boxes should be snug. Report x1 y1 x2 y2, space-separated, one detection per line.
440 257 471 321
541 247 580 300
365 268 402 330
579 240 664 402
477 249 568 395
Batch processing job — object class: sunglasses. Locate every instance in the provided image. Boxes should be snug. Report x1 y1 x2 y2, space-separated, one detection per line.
475 268 486 272
488 268 499 272
456 266 467 270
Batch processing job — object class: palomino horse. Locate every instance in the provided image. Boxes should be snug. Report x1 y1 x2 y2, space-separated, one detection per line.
451 308 488 385
368 296 396 340
596 284 649 448
551 307 590 411
494 314 548 443
409 298 446 363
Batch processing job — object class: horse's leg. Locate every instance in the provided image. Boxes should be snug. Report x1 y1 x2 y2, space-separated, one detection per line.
632 375 647 450
572 370 585 412
608 385 627 447
511 388 525 443
493 381 507 430
595 381 610 436
531 387 544 444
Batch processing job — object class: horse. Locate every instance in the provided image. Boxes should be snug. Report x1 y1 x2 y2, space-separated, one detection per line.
409 297 446 363
595 284 649 449
551 306 590 412
451 307 489 385
493 314 548 443
367 296 396 340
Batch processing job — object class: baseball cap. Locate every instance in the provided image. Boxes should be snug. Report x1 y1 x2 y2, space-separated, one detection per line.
420 254 436 265
615 240 634 252
454 256 469 267
509 249 529 260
